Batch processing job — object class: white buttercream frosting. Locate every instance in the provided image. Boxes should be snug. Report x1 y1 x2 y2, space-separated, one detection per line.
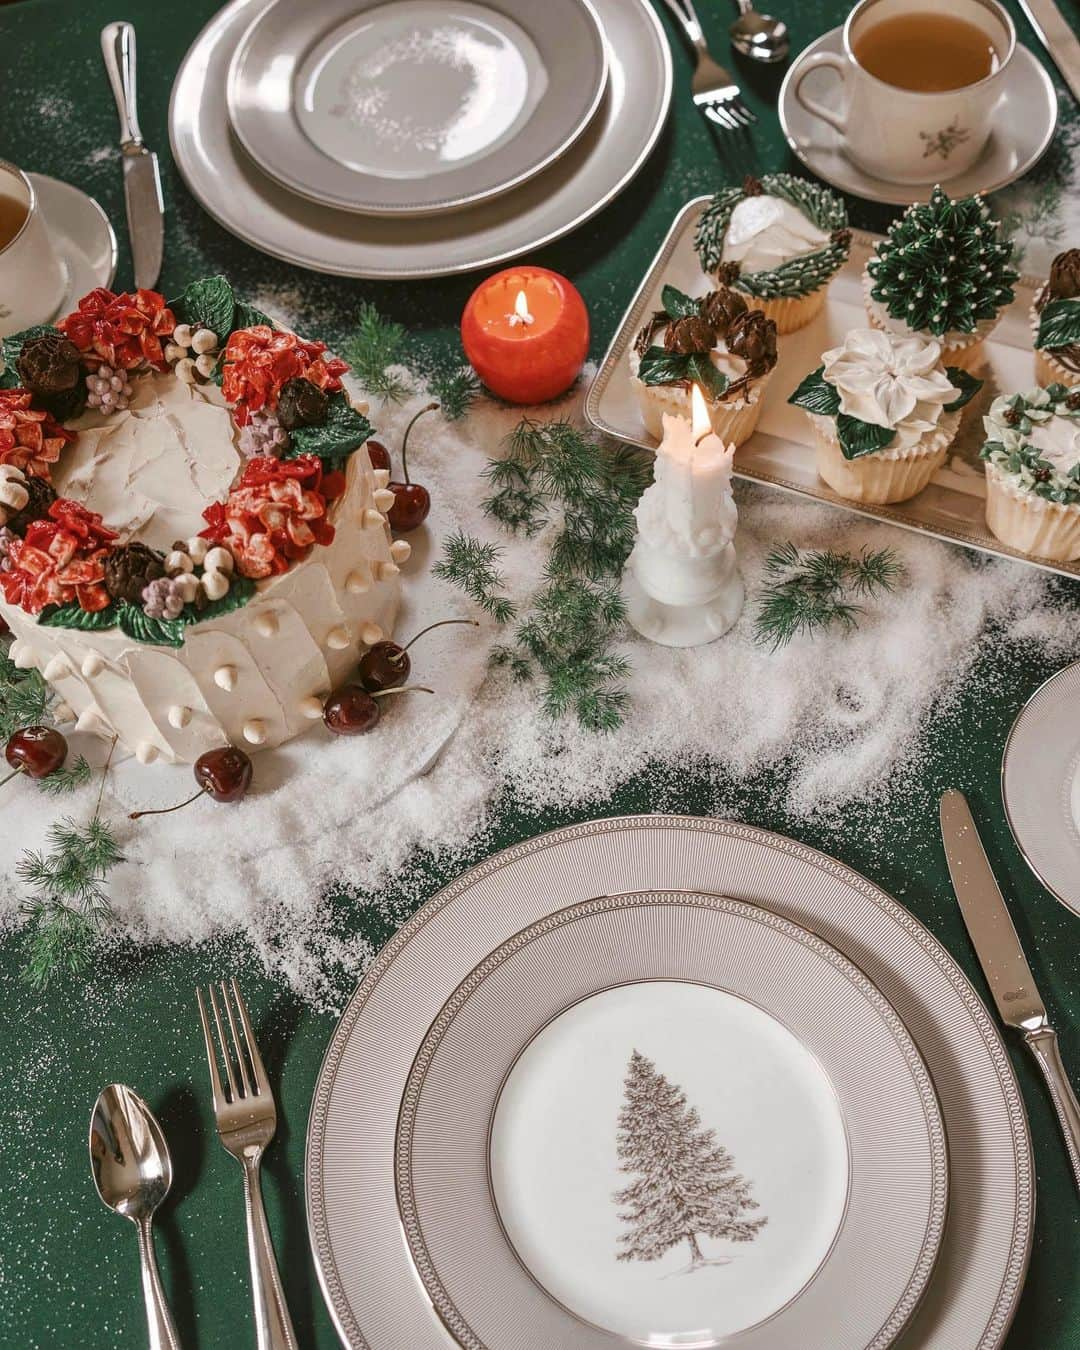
822 329 960 450
721 195 829 273
1025 417 1080 477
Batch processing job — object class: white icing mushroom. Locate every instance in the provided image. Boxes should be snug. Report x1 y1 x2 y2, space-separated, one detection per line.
165 549 195 575
81 652 104 678
362 509 384 528
373 488 396 512
359 622 383 646
214 664 238 691
168 705 192 729
191 327 218 355
0 464 29 523
326 626 350 650
172 323 194 348
298 695 325 720
243 718 267 745
345 568 370 595
390 539 411 563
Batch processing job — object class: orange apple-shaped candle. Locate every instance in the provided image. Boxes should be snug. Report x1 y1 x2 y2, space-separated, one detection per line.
460 266 589 404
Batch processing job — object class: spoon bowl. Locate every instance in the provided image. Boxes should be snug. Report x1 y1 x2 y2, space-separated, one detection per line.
730 5 790 63
90 1083 172 1222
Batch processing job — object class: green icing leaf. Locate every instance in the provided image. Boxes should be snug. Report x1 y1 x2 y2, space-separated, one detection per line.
284 392 372 469
943 367 983 412
660 285 700 320
788 366 841 416
1 324 61 388
117 602 187 648
837 414 896 460
685 351 729 401
1035 298 1080 351
168 276 236 340
39 602 119 632
187 576 256 623
232 301 273 330
637 346 692 387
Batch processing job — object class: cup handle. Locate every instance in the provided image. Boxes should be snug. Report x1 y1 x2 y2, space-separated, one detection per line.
793 52 849 134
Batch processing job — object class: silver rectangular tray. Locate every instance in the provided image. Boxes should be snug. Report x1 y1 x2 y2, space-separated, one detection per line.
585 196 1079 580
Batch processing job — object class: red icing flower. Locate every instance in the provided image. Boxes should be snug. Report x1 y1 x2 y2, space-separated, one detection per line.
0 388 75 479
0 498 117 614
199 454 338 578
220 326 348 426
58 287 176 371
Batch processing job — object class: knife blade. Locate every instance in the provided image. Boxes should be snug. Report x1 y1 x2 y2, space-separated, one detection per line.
940 789 1080 1191
101 22 164 291
1018 0 1080 105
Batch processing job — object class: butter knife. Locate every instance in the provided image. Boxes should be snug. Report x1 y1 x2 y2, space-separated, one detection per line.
940 789 1080 1191
101 21 164 290
1018 0 1080 105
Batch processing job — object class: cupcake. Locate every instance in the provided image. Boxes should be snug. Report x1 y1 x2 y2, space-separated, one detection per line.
981 385 1080 560
629 281 777 445
864 186 1018 372
1032 250 1080 388
693 174 851 334
788 328 981 504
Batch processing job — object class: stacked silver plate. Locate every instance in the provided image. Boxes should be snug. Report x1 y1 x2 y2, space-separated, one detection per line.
307 816 1033 1350
169 0 672 277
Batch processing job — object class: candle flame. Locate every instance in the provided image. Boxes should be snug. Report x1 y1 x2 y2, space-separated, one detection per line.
690 382 710 441
507 290 535 328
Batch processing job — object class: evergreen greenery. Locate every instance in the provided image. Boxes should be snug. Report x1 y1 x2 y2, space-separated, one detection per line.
35 755 92 796
867 187 1019 335
343 303 410 403
0 650 51 739
754 542 906 649
429 365 481 421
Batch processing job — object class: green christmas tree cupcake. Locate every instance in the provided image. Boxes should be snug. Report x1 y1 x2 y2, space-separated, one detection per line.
864 187 1018 372
981 385 1080 561
694 175 851 335
1032 250 1080 389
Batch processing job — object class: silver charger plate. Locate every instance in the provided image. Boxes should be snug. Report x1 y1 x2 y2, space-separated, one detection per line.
777 28 1057 207
1002 659 1080 916
396 891 948 1350
226 0 608 217
306 816 1033 1350
170 0 670 279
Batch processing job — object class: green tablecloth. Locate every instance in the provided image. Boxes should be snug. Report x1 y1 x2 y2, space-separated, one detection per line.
2 1 1079 1345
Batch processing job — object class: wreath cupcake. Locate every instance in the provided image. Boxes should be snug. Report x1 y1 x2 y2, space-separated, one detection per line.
864 186 1019 372
693 174 851 334
1032 249 1080 389
981 385 1080 561
628 282 777 444
788 328 981 504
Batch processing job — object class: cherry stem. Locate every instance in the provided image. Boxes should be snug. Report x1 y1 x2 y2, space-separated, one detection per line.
370 685 434 699
0 766 23 789
401 617 480 655
130 787 207 820
400 401 439 486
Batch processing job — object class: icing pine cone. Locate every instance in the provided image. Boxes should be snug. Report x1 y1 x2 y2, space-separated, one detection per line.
0 388 75 480
0 498 117 614
59 287 177 371
220 327 348 426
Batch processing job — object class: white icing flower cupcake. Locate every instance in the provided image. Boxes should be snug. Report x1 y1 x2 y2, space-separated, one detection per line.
981 385 1080 560
629 283 777 446
693 175 851 334
1031 250 1080 389
788 328 980 504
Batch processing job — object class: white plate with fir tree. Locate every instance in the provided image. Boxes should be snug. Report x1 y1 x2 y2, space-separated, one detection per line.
393 890 948 1350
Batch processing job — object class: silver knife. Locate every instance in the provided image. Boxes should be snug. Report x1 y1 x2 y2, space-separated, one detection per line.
940 789 1080 1191
1019 0 1080 105
101 22 164 291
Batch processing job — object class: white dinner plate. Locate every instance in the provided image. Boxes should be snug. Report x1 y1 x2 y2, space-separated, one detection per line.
778 28 1057 207
307 816 1033 1350
169 0 670 278
396 891 947 1350
227 0 607 217
1002 659 1080 916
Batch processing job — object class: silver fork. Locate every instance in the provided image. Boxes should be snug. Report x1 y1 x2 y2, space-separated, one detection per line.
197 980 298 1350
659 0 756 130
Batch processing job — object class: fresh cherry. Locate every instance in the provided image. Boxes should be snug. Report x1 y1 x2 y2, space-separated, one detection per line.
366 439 391 473
357 618 478 694
387 401 436 533
323 683 434 736
130 745 253 819
3 725 68 784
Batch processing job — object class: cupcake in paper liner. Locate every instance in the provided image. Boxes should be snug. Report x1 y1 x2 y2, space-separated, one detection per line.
1031 249 1080 389
788 327 980 505
980 385 1080 561
693 174 850 335
864 186 1018 373
628 281 777 446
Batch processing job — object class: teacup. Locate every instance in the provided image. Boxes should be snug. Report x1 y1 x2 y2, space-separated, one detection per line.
793 0 1015 185
0 161 67 338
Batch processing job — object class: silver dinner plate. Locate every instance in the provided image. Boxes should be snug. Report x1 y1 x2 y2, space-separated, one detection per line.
1002 659 1080 916
307 817 1033 1350
396 891 948 1350
226 0 608 217
170 0 670 278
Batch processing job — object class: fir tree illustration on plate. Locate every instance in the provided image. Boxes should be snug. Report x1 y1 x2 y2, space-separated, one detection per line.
613 1050 766 1274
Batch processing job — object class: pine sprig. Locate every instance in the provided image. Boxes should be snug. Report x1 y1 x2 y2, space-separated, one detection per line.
430 365 481 421
754 544 905 649
342 303 410 403
35 755 92 795
431 531 517 624
0 650 51 740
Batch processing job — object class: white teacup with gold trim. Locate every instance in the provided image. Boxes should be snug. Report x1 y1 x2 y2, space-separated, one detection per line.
0 161 67 338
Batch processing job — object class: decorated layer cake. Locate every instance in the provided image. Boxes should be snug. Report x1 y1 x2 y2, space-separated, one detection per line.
0 279 405 764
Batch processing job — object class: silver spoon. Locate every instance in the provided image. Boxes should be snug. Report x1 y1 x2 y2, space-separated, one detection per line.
90 1084 182 1350
730 0 790 62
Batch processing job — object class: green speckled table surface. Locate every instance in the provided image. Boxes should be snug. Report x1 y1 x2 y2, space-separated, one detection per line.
2 0 1079 1346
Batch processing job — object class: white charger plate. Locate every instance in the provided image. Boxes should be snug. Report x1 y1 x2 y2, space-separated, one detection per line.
396 891 948 1350
306 816 1033 1350
1002 659 1080 916
227 0 608 216
778 28 1057 207
169 0 670 278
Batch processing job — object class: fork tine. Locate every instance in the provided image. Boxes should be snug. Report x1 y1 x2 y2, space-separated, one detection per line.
732 100 757 126
208 983 240 1103
197 988 227 1112
706 103 737 131
220 980 253 1099
231 978 270 1097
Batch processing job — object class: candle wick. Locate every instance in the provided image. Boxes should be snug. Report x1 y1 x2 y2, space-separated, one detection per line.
507 291 535 328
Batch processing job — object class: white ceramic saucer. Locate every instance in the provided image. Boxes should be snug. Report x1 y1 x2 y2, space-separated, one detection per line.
30 173 117 317
1002 659 1080 916
778 28 1057 207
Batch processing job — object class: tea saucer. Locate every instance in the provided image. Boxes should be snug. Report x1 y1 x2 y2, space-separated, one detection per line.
778 28 1057 207
30 173 117 316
